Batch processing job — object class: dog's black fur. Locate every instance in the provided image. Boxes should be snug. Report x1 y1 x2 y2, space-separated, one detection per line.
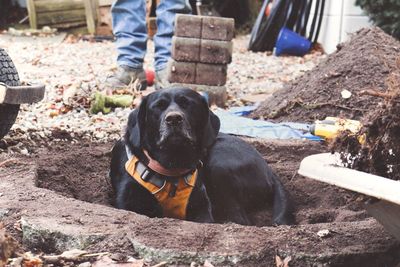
110 87 294 225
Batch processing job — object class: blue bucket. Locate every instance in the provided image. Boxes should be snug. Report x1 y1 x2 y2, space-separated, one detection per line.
275 27 312 56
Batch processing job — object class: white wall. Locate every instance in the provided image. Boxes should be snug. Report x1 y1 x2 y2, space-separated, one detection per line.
313 0 372 53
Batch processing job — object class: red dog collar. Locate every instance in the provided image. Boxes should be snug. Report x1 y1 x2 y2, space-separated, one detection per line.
142 150 192 177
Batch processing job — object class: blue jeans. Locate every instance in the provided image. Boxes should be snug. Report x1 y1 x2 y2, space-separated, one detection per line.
112 0 192 72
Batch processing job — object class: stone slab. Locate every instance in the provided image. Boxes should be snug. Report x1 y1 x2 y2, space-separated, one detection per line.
167 60 196 84
196 63 227 86
172 83 227 107
174 15 234 41
200 39 232 64
174 14 202 39
201 16 235 41
171 36 200 62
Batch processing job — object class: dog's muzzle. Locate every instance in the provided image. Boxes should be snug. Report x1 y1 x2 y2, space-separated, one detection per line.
158 111 194 145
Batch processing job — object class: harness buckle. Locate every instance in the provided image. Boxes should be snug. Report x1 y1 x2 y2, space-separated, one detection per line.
141 168 151 181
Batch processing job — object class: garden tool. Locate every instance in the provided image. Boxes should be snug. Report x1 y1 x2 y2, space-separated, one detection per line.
310 117 365 143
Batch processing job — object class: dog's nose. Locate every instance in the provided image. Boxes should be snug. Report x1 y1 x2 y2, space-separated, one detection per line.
165 112 184 126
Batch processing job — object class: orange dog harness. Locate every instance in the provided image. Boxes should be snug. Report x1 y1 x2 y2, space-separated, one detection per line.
125 155 197 220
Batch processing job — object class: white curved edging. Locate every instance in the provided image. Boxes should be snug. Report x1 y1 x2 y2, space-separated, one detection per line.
298 153 400 206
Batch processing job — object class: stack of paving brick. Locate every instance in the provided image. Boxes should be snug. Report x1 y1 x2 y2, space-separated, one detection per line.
167 14 234 107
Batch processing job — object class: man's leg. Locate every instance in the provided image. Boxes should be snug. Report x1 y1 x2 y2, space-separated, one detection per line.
154 0 192 89
106 0 148 90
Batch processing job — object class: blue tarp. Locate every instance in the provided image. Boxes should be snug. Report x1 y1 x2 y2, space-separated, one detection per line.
214 106 322 141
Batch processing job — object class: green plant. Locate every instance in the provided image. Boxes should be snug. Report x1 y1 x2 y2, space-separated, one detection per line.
356 0 400 39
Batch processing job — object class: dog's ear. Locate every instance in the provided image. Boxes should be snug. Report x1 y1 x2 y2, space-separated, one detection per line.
201 100 220 149
125 96 148 149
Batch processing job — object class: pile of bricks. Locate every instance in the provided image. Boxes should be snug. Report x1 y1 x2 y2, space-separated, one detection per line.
167 14 234 107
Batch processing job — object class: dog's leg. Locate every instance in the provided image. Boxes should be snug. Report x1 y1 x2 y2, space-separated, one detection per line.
187 184 214 223
271 174 295 225
221 197 252 225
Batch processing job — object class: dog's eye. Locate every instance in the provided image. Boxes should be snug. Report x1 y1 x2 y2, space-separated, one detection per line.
177 96 190 108
154 99 168 110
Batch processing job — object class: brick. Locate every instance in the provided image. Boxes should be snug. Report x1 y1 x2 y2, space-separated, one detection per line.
174 14 202 39
196 63 227 86
167 60 196 84
201 16 234 41
171 36 200 62
200 39 232 64
175 83 227 107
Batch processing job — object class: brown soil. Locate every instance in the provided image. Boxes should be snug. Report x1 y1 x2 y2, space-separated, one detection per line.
332 58 400 180
34 139 368 227
1 138 399 266
252 27 400 123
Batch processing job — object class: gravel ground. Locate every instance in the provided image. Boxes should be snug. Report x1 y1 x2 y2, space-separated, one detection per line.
0 32 324 154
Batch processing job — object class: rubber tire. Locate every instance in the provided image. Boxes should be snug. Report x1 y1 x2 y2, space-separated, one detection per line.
0 48 20 140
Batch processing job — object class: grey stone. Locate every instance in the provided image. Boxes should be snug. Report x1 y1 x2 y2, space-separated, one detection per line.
175 14 202 39
0 209 9 219
200 39 232 64
172 36 201 62
21 217 105 254
195 63 227 86
201 16 235 41
172 83 227 107
167 60 196 84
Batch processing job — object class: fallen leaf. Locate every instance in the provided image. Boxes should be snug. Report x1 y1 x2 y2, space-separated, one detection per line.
62 83 79 105
341 89 352 99
276 255 291 267
0 224 17 266
92 256 143 267
22 252 43 267
60 249 87 260
203 260 215 267
150 262 167 267
317 229 331 238
126 258 144 267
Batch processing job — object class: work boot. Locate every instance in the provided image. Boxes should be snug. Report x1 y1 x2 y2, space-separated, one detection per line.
105 65 147 91
155 68 171 90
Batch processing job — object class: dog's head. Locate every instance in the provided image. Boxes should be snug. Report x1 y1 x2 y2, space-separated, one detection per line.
125 87 220 169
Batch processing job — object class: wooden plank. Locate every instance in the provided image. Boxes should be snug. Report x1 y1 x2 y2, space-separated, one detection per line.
2 84 45 105
298 153 400 205
50 21 87 29
98 0 112 6
34 0 84 13
84 0 96 34
27 0 37 29
366 200 400 241
37 9 86 26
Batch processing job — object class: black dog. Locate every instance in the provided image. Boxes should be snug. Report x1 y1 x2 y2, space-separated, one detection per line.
110 87 293 225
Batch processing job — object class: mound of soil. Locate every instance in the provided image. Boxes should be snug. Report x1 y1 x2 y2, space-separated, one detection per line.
332 59 400 180
252 27 400 123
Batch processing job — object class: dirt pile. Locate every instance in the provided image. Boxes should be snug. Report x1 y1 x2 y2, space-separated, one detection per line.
252 27 400 123
333 58 400 180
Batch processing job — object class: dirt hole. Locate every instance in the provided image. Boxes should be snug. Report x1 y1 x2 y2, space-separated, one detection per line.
35 139 368 227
